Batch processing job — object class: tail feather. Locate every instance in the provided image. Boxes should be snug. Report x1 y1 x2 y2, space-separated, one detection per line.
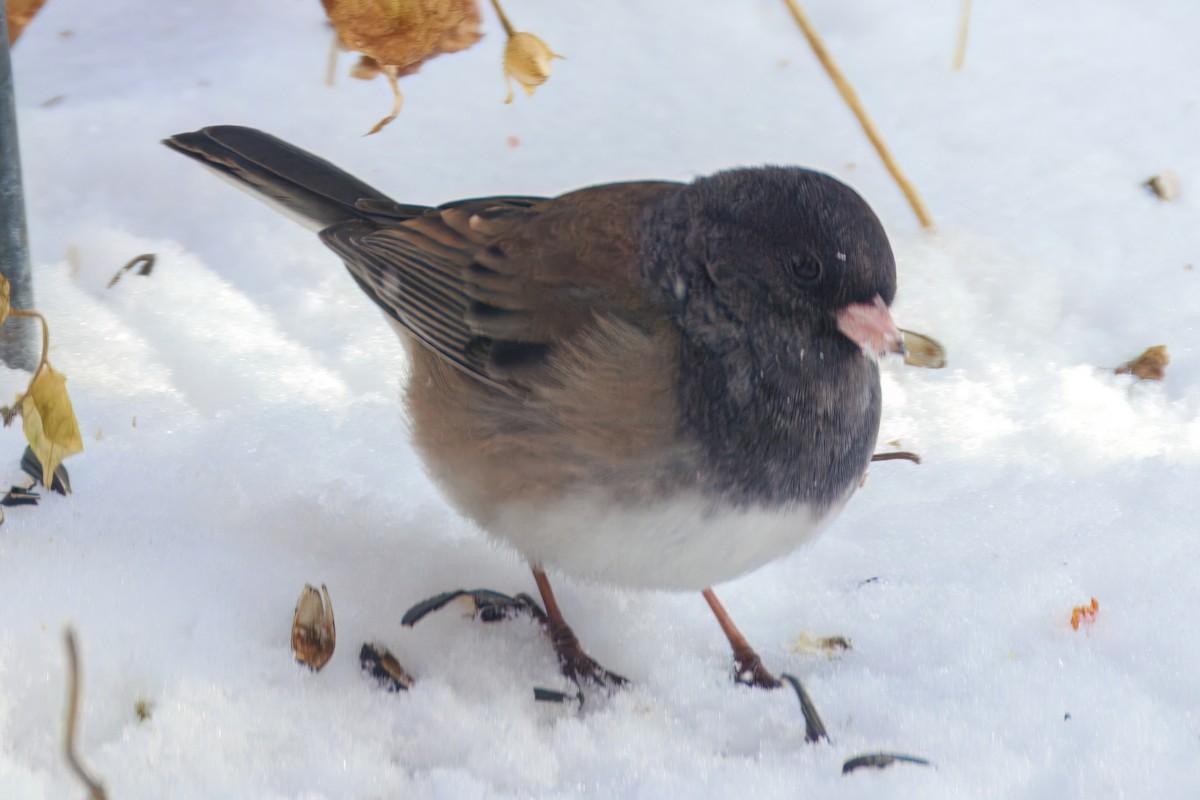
163 126 428 231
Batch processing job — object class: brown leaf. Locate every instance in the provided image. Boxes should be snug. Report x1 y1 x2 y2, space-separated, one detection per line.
1115 345 1169 381
292 584 336 670
7 0 49 45
322 0 482 132
323 0 481 78
20 365 83 490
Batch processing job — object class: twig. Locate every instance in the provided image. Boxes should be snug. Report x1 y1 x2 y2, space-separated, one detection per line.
487 0 516 37
0 307 48 425
870 451 921 464
780 0 934 229
105 253 155 289
952 0 971 71
9 307 48 371
325 29 341 88
63 629 109 800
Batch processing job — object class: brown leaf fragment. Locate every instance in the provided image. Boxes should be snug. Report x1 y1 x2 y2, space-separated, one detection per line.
324 0 482 71
788 630 853 656
292 584 336 671
7 0 50 45
1115 345 1168 381
359 642 415 691
1144 170 1181 201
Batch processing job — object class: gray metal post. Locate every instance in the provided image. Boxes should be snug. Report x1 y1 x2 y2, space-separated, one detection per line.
0 0 39 372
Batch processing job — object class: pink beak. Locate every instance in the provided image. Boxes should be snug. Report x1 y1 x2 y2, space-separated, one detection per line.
836 294 905 358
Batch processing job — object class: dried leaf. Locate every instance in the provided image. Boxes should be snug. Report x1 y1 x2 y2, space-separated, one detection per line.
1070 597 1099 631
292 584 336 670
1144 170 1181 201
324 0 481 70
323 0 482 130
1115 345 1168 381
900 329 946 369
20 365 83 491
7 0 50 45
788 631 852 656
503 31 563 103
0 275 10 327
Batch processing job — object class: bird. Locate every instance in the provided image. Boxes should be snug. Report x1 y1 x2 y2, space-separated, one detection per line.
165 125 903 696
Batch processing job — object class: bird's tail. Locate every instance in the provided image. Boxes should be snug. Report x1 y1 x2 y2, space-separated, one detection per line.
163 126 428 231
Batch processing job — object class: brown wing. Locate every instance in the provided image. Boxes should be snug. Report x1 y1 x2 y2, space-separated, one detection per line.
319 181 681 391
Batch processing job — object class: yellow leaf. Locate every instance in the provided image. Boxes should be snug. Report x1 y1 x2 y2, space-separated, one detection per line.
0 275 10 327
503 31 563 103
21 365 83 489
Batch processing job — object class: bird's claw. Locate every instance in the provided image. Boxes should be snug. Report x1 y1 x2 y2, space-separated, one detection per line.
549 622 628 691
732 651 783 690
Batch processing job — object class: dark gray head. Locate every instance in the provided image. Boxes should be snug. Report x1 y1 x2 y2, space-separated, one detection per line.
643 166 896 364
640 167 899 507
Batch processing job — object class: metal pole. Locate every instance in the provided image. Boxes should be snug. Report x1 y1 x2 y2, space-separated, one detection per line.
0 0 39 371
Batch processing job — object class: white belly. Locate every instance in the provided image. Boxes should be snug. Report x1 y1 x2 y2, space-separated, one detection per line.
487 492 845 591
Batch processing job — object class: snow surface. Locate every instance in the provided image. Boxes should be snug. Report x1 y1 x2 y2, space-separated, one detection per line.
3 0 1200 797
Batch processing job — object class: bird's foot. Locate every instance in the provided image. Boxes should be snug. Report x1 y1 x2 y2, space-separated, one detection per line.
732 648 782 689
401 587 627 691
547 620 628 691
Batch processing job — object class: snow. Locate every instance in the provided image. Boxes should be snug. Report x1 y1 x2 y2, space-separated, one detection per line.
3 0 1199 796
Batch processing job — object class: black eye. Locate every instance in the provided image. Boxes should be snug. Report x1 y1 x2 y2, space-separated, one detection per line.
788 252 823 283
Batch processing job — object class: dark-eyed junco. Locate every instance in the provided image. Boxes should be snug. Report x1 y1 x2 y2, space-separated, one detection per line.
165 126 902 694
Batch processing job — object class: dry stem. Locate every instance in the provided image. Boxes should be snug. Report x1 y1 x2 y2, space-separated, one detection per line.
63 629 109 800
488 0 516 37
953 0 972 70
5 309 51 415
781 0 935 229
871 451 921 464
